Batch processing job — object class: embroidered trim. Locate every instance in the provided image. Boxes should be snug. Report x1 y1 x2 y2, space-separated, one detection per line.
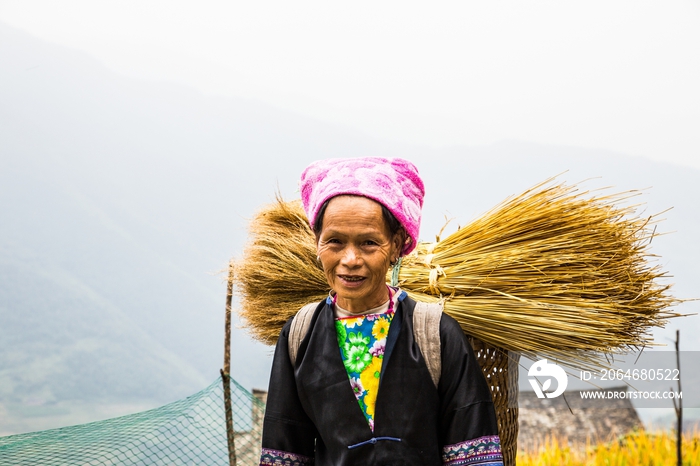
260 447 314 465
442 435 503 465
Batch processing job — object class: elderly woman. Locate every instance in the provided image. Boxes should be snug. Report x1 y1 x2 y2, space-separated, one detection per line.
260 158 503 465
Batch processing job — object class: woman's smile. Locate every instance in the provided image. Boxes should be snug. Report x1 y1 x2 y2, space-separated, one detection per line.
337 274 366 285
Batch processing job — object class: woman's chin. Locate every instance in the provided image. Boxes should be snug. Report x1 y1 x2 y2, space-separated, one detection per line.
334 279 388 309
335 287 369 303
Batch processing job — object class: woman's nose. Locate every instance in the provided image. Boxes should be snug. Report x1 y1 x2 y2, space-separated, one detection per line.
340 246 361 267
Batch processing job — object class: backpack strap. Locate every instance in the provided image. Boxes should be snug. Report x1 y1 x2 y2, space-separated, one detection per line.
288 302 318 366
412 301 443 388
288 298 444 389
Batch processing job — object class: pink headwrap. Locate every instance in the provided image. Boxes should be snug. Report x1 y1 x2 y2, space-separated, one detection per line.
300 157 425 255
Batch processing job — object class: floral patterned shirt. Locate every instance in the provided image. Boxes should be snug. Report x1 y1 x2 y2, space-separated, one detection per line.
335 306 394 432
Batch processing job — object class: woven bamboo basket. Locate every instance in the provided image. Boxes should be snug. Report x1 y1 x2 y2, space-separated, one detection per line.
468 338 519 465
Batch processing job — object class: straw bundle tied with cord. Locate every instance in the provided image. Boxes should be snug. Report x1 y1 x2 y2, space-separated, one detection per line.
235 177 680 372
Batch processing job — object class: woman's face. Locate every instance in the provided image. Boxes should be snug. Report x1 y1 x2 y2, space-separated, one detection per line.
316 195 402 313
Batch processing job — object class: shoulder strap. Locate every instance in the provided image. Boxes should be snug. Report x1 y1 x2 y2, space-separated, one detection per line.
288 302 318 366
412 301 443 388
289 299 444 388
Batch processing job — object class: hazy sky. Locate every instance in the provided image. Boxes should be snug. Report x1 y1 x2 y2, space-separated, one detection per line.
2 1 699 169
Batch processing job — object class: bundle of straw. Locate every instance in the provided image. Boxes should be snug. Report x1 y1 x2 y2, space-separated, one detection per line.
235 179 680 371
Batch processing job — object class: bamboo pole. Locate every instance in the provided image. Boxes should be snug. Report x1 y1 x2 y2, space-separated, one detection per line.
672 329 682 466
221 260 237 466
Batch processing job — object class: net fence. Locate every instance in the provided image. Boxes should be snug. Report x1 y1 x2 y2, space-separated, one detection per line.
0 376 265 465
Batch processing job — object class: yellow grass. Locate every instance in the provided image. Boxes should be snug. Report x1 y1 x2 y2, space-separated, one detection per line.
517 429 700 466
235 178 681 371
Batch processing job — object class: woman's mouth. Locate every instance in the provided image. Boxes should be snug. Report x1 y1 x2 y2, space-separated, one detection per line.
338 275 366 286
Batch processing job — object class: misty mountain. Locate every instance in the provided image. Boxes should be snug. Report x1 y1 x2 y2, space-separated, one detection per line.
1 22 698 434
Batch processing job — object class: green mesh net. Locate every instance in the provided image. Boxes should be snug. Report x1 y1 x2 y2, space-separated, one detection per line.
0 377 265 465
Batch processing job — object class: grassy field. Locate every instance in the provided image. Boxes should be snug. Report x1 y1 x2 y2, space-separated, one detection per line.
517 429 700 465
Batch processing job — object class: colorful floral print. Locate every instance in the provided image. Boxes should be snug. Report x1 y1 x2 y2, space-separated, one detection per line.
371 319 390 340
336 309 394 431
369 339 385 357
343 341 372 373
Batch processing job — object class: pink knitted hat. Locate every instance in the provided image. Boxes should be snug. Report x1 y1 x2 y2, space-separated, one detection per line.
300 157 425 255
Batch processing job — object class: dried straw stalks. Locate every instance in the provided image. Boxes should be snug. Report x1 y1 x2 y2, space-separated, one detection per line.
235 179 680 370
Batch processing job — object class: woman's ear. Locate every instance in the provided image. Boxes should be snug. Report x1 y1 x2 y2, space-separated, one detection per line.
315 247 323 271
391 229 406 259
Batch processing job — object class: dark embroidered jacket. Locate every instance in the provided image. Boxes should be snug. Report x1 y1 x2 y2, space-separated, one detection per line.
260 295 503 465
